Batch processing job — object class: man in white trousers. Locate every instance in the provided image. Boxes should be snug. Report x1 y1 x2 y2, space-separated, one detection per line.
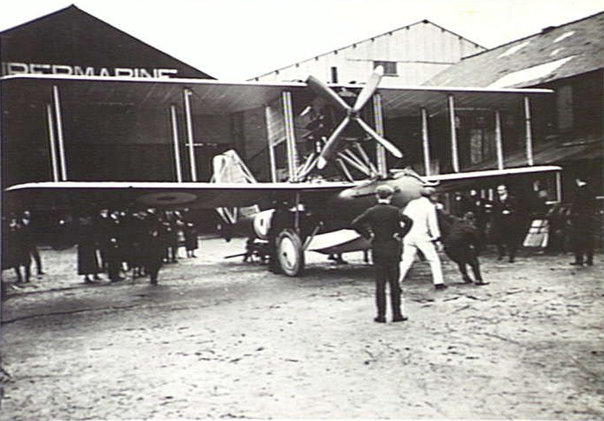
399 186 447 290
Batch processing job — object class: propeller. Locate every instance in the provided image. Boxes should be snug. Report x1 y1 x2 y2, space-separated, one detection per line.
305 66 403 169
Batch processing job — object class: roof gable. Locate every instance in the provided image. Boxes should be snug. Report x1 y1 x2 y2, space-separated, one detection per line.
0 5 214 79
254 19 485 80
425 11 604 88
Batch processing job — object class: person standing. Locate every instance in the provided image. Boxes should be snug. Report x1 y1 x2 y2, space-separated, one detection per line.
184 222 199 258
144 228 166 285
2 215 31 283
20 211 44 276
351 185 413 323
464 189 491 244
95 209 114 272
76 214 101 283
398 186 447 290
569 176 598 266
490 184 523 263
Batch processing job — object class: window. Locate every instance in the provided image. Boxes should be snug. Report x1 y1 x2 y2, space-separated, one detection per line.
330 67 338 83
373 61 398 76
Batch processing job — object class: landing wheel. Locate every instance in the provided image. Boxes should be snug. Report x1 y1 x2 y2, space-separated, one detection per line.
276 229 305 277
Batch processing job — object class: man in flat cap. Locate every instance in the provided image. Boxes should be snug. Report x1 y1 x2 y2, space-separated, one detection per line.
351 185 413 323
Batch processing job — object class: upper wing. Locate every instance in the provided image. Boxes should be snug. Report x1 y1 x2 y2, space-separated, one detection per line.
4 181 354 211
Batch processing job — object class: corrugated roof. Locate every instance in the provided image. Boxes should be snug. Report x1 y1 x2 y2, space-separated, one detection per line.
425 11 604 88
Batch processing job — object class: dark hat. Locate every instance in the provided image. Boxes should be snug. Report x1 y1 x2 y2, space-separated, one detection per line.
376 185 394 199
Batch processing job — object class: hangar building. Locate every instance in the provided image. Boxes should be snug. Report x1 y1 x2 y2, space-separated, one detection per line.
251 19 485 86
425 11 604 202
0 6 221 189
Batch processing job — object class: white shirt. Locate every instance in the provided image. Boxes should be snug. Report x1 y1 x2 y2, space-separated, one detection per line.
402 196 441 242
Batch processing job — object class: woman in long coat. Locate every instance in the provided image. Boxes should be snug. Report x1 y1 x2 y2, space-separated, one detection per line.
184 222 199 258
77 216 101 283
144 228 165 285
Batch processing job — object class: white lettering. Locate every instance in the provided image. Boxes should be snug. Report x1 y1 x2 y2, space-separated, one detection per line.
156 68 178 78
136 68 153 78
29 63 51 74
115 68 134 77
2 62 180 79
52 65 73 75
7 62 28 75
73 66 95 76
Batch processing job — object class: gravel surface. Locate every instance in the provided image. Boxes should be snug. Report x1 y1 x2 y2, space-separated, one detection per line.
1 238 603 420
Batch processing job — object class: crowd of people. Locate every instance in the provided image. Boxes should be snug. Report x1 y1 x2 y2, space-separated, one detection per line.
1 211 45 283
351 177 600 323
1 208 200 286
75 208 200 285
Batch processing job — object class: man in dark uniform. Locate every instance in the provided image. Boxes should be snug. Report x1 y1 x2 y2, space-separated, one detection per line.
2 215 31 283
463 189 491 244
144 228 165 285
443 211 489 286
351 185 413 323
490 184 523 263
569 176 598 266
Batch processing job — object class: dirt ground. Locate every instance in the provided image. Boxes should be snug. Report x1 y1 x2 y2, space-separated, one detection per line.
1 237 603 420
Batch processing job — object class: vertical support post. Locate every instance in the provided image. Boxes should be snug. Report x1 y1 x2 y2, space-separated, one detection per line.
294 192 300 232
555 171 562 203
46 104 60 182
524 96 534 166
495 110 504 170
265 105 278 182
373 94 387 177
448 94 460 173
52 85 68 180
421 107 431 176
183 89 197 181
282 91 298 182
170 105 183 182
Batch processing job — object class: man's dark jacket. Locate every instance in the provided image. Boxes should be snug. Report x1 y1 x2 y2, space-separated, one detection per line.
351 202 413 264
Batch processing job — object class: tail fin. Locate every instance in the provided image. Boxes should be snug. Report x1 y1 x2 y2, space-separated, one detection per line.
212 150 257 184
212 150 260 224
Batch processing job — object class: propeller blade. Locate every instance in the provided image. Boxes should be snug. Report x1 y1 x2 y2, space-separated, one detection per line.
306 75 350 113
352 65 384 113
317 116 351 169
356 117 403 158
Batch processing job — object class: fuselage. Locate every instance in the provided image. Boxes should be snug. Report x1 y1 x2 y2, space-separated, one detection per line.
317 173 425 232
228 173 425 242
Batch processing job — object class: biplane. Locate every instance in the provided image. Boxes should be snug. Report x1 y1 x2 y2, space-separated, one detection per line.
2 67 561 275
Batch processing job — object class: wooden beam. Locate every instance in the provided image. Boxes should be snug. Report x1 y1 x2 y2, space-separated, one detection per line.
282 91 299 182
52 85 68 181
448 94 460 173
183 89 197 182
372 94 387 177
264 105 278 183
495 110 504 170
421 107 431 176
524 96 534 166
170 105 183 182
45 104 59 182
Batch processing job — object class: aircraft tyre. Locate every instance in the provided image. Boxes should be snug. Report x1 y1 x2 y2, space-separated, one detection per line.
276 229 305 277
